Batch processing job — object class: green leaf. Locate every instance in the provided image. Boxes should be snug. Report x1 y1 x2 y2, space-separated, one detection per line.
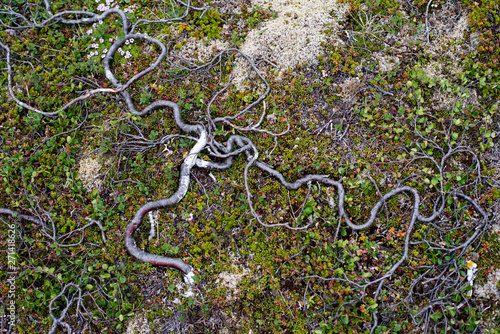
430 312 442 321
243 95 252 104
304 205 313 216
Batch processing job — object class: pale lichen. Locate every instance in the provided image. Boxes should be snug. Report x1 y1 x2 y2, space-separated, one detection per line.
175 36 230 63
77 156 103 192
217 264 250 300
125 312 151 334
475 269 500 301
231 0 349 90
375 53 400 73
339 76 365 103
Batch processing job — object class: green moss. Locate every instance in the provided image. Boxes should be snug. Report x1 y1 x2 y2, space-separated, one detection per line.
189 8 223 40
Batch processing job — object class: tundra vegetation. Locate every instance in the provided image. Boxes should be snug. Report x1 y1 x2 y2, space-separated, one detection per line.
0 0 500 333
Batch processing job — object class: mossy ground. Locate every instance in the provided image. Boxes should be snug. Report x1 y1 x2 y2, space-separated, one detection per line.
1 0 500 333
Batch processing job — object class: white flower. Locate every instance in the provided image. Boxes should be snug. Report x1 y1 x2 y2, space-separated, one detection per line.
467 261 478 286
99 20 103 25
92 37 96 41
129 38 134 44
86 29 93 35
93 23 97 28
102 48 108 54
109 38 113 42
125 40 129 45
99 37 104 43
101 54 106 58
97 4 107 11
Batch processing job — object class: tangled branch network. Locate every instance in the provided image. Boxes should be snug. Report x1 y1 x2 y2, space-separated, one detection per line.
0 0 495 332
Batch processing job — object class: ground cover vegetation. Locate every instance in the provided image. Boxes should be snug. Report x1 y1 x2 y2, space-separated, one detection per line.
0 0 499 333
